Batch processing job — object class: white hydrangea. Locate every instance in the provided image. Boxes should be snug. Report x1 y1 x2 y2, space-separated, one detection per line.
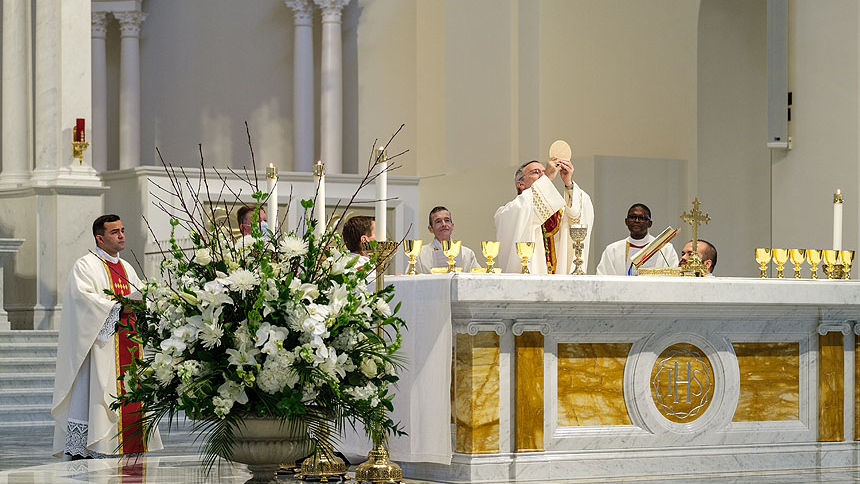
257 347 300 394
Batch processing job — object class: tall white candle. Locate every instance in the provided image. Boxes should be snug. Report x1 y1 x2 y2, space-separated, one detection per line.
313 160 326 237
834 189 843 250
375 146 387 241
266 164 278 232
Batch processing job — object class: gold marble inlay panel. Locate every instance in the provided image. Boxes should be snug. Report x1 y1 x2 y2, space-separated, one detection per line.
515 332 544 452
856 336 860 441
732 342 799 422
557 343 631 426
455 332 500 453
650 343 714 423
819 332 844 442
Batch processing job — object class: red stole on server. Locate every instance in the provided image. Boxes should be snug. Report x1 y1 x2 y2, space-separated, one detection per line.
541 210 562 274
102 258 146 454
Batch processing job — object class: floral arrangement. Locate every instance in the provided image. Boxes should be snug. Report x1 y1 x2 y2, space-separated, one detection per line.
111 127 407 467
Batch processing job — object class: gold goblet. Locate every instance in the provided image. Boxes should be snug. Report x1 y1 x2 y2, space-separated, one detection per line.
569 224 589 275
441 240 462 273
403 240 422 275
789 249 806 279
755 248 772 278
516 242 535 274
841 250 855 279
482 241 500 273
806 249 822 280
771 248 789 279
823 249 841 279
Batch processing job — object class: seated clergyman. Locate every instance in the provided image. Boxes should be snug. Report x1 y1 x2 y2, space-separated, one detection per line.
416 206 480 273
342 215 376 266
596 203 678 276
679 239 717 276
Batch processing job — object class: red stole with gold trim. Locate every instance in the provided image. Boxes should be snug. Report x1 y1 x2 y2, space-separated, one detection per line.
541 210 562 274
102 258 146 454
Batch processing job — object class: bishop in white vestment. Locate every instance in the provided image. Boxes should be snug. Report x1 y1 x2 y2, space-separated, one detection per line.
416 206 481 273
52 215 162 458
495 158 594 274
596 203 679 276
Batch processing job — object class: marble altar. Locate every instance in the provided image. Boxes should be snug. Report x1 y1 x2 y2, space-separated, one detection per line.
354 274 860 483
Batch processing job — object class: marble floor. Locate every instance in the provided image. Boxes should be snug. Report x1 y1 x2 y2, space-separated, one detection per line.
3 428 860 483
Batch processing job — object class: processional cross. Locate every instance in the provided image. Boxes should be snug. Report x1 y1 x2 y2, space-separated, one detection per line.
680 197 711 277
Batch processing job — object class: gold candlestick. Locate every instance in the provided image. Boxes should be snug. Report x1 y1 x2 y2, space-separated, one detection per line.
755 248 772 278
403 240 422 275
772 249 789 279
806 249 822 280
789 249 806 279
72 126 89 165
516 242 535 274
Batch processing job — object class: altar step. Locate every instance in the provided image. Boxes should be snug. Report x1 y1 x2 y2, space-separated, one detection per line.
0 330 58 428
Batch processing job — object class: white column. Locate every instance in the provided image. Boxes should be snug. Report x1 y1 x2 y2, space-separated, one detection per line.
285 0 315 173
32 0 60 178
115 11 147 170
1 0 32 187
314 0 350 174
91 11 109 173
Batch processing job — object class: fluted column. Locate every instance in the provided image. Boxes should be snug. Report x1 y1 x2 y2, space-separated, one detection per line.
314 0 350 174
285 0 315 173
1 0 32 187
91 12 109 172
115 11 147 170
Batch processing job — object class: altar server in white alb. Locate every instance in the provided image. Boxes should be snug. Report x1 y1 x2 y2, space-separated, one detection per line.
52 214 162 458
596 203 679 276
416 206 481 273
495 157 594 274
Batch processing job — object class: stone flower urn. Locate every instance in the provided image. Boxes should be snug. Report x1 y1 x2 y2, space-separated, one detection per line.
223 417 311 484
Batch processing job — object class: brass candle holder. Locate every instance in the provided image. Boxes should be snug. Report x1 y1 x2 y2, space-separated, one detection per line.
72 127 89 165
361 240 400 292
403 240 422 275
441 240 462 273
516 242 535 274
789 249 806 279
806 249 822 280
569 224 588 275
296 421 348 482
841 250 855 280
755 248 771 278
771 249 789 279
823 249 842 280
482 241 500 273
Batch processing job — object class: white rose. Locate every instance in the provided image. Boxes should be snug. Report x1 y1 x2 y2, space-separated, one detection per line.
193 248 213 265
360 358 378 378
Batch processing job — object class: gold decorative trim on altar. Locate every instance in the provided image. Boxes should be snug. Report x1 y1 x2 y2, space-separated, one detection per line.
731 342 799 422
455 332 500 454
637 267 683 276
515 332 544 452
819 332 844 441
557 343 632 426
650 343 715 423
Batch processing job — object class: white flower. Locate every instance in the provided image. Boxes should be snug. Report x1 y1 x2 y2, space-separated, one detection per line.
290 279 320 301
225 269 260 296
374 299 392 318
255 322 288 355
279 236 308 259
198 323 224 349
193 248 213 265
344 381 378 403
171 324 198 343
226 347 260 368
195 281 233 308
212 396 233 418
160 337 186 355
319 349 349 378
360 358 378 378
177 360 203 383
327 282 349 315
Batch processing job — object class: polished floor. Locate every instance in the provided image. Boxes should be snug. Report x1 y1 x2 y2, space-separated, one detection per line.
3 427 860 483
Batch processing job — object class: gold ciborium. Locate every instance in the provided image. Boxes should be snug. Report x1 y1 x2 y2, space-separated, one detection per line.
841 250 855 279
789 249 806 279
771 249 788 279
441 240 462 273
755 248 772 278
823 249 842 279
569 224 589 275
516 242 535 274
806 249 822 280
403 239 422 275
482 241 500 273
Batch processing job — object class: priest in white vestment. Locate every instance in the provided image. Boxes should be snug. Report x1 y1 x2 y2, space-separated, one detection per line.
596 203 679 276
495 158 594 274
416 206 481 273
52 215 162 458
680 239 717 276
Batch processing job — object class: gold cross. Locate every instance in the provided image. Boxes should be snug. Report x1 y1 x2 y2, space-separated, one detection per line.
680 198 710 274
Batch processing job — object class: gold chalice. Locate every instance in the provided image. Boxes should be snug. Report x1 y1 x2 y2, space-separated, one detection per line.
403 239 422 275
569 224 589 275
482 241 500 273
806 249 822 280
516 242 535 274
755 248 771 278
823 249 841 279
772 249 789 279
441 240 462 273
789 249 806 279
840 250 855 280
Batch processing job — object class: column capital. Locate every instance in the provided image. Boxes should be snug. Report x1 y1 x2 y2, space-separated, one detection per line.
92 11 109 39
114 11 148 37
313 0 350 23
285 0 314 25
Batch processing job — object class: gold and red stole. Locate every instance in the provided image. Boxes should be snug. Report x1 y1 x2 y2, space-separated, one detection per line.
102 258 146 454
541 210 562 274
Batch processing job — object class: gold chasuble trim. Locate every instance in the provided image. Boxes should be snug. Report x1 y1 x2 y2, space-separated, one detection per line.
818 331 844 442
541 211 562 274
455 332 500 454
515 332 544 452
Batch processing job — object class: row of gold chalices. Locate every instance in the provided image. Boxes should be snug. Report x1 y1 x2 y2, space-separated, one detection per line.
755 248 854 279
403 240 503 273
